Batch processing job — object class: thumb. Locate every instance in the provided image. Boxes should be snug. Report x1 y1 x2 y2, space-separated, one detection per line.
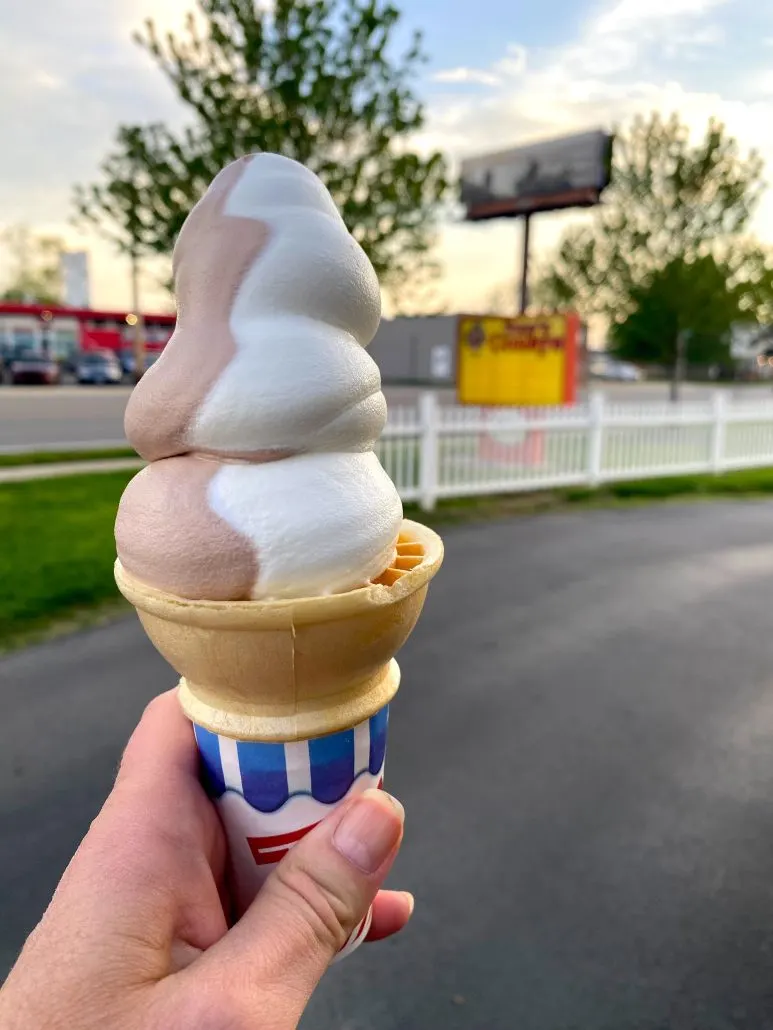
197 788 404 1022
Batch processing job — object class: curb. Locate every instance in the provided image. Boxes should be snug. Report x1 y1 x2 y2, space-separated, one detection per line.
0 459 144 483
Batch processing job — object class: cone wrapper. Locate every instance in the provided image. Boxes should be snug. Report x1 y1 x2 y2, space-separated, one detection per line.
193 704 390 958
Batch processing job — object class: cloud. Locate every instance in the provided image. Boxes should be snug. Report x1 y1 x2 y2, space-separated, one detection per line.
493 43 528 79
595 0 726 34
433 44 527 88
432 67 501 87
746 70 773 97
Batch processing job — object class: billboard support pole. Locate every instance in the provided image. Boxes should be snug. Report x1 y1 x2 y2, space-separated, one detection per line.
519 213 531 314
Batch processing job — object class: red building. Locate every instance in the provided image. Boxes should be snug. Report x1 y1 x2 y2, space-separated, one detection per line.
0 303 175 363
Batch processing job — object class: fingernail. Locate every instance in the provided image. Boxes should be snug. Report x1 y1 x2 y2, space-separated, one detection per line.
333 788 404 873
401 891 415 918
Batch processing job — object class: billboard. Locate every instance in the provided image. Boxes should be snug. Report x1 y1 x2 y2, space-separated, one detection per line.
60 251 91 308
460 130 613 221
457 313 580 406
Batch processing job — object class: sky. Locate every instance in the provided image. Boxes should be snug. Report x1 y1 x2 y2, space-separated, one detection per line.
1 0 773 318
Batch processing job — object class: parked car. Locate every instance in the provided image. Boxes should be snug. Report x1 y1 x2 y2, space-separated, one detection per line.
590 356 644 382
118 348 162 379
118 348 135 378
9 354 61 385
76 350 124 385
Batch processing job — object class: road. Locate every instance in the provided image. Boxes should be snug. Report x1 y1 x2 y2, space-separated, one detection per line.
6 503 773 1027
0 386 453 450
0 386 132 450
3 382 773 450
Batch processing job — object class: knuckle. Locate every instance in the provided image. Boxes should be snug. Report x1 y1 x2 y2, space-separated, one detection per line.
269 859 357 954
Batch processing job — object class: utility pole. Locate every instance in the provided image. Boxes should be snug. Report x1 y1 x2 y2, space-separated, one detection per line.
130 250 146 384
670 329 688 403
518 213 532 314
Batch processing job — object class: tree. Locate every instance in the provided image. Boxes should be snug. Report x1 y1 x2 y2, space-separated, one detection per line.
0 225 64 304
611 246 773 397
76 0 449 302
74 128 160 264
74 132 168 378
610 254 748 367
534 112 767 324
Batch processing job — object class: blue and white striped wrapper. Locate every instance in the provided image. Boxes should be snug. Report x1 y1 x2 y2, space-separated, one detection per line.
193 705 389 959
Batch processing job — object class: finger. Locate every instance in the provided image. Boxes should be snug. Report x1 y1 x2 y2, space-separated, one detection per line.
57 692 226 942
366 890 414 943
31 691 228 985
118 689 198 788
111 690 223 869
192 788 404 1025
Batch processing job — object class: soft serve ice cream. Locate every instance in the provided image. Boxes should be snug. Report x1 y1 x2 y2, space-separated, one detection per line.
116 154 403 600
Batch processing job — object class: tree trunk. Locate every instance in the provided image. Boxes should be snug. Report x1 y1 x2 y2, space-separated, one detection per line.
670 329 688 403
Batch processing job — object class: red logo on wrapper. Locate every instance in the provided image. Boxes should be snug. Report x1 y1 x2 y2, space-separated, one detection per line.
246 778 382 866
247 821 321 865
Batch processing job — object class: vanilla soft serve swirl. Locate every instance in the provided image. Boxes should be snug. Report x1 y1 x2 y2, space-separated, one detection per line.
115 154 402 600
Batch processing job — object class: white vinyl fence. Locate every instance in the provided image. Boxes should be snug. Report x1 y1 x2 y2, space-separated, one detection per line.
376 391 773 510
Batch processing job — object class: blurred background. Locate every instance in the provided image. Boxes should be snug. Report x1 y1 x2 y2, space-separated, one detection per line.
5 2 773 1027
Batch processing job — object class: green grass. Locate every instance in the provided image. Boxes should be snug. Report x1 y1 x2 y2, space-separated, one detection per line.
564 467 773 503
0 470 135 651
405 466 773 527
6 464 773 653
0 447 138 467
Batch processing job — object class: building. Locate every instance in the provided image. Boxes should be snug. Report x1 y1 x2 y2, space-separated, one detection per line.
370 314 587 397
369 316 457 386
0 303 175 363
0 305 586 398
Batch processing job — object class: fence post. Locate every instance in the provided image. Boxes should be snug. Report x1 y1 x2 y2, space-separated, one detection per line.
587 391 605 486
418 391 439 511
710 390 727 474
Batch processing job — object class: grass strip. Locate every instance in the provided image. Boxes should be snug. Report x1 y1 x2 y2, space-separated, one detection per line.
0 471 134 651
0 448 137 467
4 465 773 652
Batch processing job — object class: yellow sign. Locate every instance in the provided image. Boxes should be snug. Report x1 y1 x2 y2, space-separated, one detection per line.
457 313 579 406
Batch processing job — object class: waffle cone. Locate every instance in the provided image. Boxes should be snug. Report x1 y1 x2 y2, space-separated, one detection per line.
114 519 443 742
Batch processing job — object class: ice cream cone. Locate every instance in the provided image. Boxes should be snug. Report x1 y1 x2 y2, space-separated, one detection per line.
112 155 444 954
115 519 442 742
115 518 442 941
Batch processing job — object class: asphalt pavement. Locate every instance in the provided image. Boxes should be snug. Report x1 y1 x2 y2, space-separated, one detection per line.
6 503 773 1027
0 385 460 450
0 386 131 450
4 382 773 451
